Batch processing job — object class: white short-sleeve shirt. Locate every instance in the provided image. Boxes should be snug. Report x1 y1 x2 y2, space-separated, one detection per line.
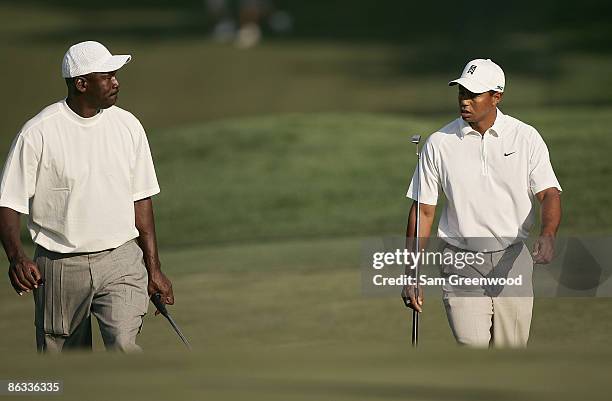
0 100 160 253
406 109 561 251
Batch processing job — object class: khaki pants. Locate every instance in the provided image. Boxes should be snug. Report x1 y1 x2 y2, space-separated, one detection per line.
32 239 149 352
441 242 534 348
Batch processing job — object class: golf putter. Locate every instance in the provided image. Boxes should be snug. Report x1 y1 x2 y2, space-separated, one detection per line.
410 135 422 347
151 293 192 350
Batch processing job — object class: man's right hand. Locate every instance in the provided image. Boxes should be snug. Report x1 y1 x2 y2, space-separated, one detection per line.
8 256 42 295
147 269 174 316
401 284 424 313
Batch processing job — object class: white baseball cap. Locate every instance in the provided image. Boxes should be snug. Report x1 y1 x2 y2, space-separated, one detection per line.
61 41 131 78
448 59 505 93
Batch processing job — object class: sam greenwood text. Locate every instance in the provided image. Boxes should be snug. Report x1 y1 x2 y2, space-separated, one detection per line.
372 274 524 287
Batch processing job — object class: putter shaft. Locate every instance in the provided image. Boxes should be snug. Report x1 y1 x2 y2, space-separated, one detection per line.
166 314 192 350
151 293 192 350
412 309 419 346
411 135 422 347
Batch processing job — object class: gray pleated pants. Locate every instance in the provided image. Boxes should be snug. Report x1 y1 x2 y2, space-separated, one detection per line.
32 239 149 352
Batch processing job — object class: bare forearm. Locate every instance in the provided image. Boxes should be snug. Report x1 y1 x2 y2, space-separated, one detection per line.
540 191 561 236
406 203 435 239
405 202 435 272
134 198 161 272
0 207 26 262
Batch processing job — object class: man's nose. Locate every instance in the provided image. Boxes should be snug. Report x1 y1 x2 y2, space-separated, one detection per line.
111 76 120 89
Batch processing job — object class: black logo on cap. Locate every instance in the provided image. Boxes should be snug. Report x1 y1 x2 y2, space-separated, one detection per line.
467 65 477 74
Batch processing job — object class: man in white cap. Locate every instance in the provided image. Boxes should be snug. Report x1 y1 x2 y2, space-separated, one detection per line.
402 59 562 347
0 41 174 352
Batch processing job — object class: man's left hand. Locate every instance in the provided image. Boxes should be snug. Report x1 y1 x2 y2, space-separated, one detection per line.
147 269 174 315
532 235 555 264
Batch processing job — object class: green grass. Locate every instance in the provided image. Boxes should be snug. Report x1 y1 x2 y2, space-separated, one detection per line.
148 109 611 249
4 344 612 401
2 238 612 400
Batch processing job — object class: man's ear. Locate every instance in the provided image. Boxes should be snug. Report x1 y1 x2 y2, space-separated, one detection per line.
493 91 503 106
74 77 88 93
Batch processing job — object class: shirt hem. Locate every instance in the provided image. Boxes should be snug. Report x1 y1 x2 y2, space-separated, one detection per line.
32 234 139 254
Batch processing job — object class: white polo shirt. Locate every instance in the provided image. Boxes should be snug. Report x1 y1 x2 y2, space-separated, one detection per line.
0 99 160 253
406 109 561 251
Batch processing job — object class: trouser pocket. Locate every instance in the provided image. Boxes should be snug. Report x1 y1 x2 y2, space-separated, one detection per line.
35 254 70 336
111 240 149 315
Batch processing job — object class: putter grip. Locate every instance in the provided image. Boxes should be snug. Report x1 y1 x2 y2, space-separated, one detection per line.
151 293 169 316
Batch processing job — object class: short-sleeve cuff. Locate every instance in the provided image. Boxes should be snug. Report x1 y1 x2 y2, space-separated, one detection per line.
132 187 160 201
0 199 29 214
531 183 562 195
405 192 438 205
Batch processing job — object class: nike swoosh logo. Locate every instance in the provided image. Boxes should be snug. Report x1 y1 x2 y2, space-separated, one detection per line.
504 152 516 156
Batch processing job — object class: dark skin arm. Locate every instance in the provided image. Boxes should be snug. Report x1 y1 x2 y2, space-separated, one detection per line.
0 207 41 295
401 201 436 313
134 197 174 310
532 187 562 264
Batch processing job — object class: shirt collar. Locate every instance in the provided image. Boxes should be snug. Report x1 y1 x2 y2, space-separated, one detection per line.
458 108 505 138
60 98 104 127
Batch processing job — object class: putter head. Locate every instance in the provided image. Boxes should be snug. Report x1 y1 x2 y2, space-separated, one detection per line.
411 135 421 144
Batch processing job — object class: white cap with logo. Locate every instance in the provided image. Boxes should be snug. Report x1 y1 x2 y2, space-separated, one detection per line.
61 41 131 78
448 58 505 93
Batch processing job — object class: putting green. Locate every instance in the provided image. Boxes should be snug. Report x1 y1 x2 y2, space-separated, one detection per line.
1 237 611 401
